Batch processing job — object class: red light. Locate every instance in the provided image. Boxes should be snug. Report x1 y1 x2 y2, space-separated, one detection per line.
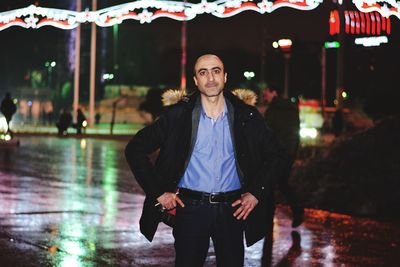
387 17 391 34
345 11 350 34
376 12 381 35
355 12 360 34
366 12 371 34
350 11 355 34
360 12 365 33
371 12 376 35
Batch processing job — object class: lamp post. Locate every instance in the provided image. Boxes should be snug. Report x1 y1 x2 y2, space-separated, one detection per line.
322 41 340 115
273 39 292 99
45 61 56 89
89 0 97 127
73 0 81 124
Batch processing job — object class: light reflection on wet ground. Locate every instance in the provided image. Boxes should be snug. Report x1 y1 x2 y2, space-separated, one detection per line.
0 136 399 266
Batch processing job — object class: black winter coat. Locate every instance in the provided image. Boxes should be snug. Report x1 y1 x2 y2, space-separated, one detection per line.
125 90 290 246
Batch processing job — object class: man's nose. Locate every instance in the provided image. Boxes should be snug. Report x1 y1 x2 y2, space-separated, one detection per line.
207 72 215 81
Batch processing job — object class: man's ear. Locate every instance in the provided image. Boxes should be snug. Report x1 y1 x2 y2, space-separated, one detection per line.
224 73 227 83
193 76 198 86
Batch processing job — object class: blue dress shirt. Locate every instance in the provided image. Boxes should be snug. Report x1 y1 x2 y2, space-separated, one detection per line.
178 101 241 193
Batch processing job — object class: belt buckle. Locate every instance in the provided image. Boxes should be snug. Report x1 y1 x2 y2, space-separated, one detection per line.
208 193 219 204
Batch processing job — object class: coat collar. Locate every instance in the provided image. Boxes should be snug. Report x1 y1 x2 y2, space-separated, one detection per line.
162 88 257 108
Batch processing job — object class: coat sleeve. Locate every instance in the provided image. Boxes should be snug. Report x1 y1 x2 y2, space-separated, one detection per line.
248 114 292 200
124 114 168 199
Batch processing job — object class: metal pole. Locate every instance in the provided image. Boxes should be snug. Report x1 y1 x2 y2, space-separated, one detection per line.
260 26 267 87
113 24 119 80
180 20 187 91
89 0 97 127
48 66 53 89
321 47 326 115
73 0 81 122
336 2 345 109
180 0 187 91
283 53 290 99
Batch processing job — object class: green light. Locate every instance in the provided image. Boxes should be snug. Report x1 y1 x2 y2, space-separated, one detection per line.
342 91 348 98
324 41 340 49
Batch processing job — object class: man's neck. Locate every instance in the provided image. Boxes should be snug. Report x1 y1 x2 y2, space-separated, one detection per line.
200 93 225 120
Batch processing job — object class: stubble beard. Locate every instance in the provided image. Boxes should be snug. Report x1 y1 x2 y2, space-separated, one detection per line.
199 82 224 98
200 88 224 98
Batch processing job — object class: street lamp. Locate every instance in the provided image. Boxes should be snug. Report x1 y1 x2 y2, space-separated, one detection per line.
243 71 255 80
45 61 56 89
102 73 114 81
272 39 292 99
321 41 341 114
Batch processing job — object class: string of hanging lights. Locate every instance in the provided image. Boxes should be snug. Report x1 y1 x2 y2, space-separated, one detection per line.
353 0 400 19
0 0 326 31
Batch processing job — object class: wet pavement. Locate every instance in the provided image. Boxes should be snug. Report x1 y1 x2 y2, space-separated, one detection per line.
0 136 399 267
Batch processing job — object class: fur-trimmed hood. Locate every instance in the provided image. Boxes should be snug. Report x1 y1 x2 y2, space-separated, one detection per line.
162 88 258 107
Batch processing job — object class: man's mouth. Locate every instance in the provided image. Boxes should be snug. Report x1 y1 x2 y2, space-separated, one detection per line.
206 82 218 88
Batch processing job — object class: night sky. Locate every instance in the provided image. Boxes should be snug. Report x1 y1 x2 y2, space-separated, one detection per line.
1 0 399 113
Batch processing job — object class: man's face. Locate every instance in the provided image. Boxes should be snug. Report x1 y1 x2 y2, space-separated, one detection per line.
193 55 227 97
263 88 276 104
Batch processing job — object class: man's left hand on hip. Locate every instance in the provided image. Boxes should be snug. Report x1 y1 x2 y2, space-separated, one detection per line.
232 192 259 220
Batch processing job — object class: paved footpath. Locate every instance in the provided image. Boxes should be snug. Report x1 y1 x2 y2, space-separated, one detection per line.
0 136 399 266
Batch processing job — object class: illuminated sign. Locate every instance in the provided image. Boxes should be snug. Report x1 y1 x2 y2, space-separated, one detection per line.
324 41 340 48
354 36 388 46
330 9 391 36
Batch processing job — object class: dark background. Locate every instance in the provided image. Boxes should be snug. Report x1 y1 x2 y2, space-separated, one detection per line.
1 0 399 116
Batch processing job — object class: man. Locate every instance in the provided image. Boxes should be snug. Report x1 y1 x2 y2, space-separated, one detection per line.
56 108 72 136
0 92 17 134
75 108 87 134
331 107 344 137
263 85 304 227
125 54 289 267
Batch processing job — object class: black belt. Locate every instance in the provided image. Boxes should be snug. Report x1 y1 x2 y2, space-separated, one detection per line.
179 188 241 203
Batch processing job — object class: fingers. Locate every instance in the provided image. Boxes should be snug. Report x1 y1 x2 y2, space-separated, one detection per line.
235 205 253 220
233 203 254 220
157 192 173 209
157 192 185 210
232 193 259 220
231 199 242 207
175 195 185 208
234 204 254 219
166 193 177 210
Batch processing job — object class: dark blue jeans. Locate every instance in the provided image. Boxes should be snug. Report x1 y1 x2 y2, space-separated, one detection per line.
173 197 244 267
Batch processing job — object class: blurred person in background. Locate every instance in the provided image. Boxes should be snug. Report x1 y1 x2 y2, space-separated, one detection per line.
1 92 17 134
75 108 87 134
332 107 344 137
263 85 304 227
56 108 72 136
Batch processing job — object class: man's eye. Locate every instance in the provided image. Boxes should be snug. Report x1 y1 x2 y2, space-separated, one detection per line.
199 71 206 76
213 69 221 74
